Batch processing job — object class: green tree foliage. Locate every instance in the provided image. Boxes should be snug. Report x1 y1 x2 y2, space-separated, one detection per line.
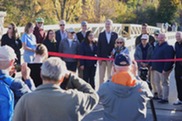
0 0 181 26
79 0 97 22
157 0 180 23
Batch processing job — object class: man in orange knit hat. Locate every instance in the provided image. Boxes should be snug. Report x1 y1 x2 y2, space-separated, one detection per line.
98 54 153 121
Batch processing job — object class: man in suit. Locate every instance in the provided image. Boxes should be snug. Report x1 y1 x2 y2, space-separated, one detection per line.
55 20 67 49
135 23 155 48
97 19 118 84
76 21 88 43
76 21 88 79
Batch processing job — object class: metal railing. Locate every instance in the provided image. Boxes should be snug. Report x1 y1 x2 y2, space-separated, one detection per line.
3 23 176 49
3 23 160 38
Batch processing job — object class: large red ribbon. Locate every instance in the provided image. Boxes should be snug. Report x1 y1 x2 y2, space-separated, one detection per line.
48 52 182 62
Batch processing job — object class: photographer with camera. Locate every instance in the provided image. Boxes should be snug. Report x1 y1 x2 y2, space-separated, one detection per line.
13 57 99 121
98 54 153 121
0 45 35 121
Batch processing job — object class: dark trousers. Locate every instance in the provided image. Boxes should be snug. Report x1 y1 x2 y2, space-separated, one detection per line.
83 66 96 89
175 70 182 101
66 62 77 72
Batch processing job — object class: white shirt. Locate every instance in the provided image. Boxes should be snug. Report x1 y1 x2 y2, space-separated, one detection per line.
68 39 73 47
60 31 67 41
105 31 111 44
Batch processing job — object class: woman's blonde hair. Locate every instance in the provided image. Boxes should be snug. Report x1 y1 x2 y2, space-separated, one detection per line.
35 44 48 58
24 22 34 34
115 37 125 47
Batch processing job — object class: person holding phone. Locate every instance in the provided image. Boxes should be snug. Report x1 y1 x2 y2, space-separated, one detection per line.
13 57 99 121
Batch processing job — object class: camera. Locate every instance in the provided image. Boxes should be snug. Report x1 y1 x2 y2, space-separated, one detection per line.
139 67 149 81
14 63 21 72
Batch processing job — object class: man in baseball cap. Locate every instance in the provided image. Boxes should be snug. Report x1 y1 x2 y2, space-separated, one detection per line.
98 54 153 121
0 45 17 69
33 17 45 43
0 45 35 121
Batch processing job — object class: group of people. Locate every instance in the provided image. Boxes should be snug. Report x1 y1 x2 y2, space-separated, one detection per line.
134 23 182 105
0 18 182 121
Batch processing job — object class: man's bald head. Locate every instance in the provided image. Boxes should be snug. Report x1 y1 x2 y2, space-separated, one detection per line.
158 33 166 44
176 32 182 43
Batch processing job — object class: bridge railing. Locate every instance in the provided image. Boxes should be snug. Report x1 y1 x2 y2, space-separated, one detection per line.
3 23 176 50
3 23 123 38
3 23 160 39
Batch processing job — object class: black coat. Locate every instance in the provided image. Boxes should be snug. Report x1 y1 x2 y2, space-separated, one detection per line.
97 31 118 58
76 32 85 43
55 30 62 49
175 42 182 71
79 41 97 67
1 34 22 64
43 39 58 52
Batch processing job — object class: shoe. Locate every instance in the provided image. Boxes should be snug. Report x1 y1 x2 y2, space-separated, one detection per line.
158 99 168 104
173 100 182 105
153 93 160 100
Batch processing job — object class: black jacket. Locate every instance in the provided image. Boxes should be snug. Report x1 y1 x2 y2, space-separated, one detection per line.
1 34 22 64
175 42 182 71
76 32 85 43
97 31 118 58
43 39 58 52
151 42 174 73
55 30 62 49
79 41 97 67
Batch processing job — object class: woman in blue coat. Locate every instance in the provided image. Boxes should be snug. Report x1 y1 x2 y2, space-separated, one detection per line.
79 31 97 89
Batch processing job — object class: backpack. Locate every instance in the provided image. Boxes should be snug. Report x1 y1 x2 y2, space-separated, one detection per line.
0 75 14 121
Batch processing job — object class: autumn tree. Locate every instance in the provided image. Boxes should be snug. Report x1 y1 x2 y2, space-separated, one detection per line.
52 0 82 22
79 0 96 22
157 0 180 23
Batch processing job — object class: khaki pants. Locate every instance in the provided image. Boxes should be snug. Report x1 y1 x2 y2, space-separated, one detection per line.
99 61 112 85
150 70 157 94
153 70 171 100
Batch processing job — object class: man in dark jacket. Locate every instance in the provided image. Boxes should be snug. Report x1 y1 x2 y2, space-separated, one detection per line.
173 32 182 105
33 17 46 43
135 23 155 48
134 34 153 69
97 19 118 84
76 21 88 43
0 45 35 121
76 21 88 79
59 28 79 72
55 20 67 49
151 33 174 104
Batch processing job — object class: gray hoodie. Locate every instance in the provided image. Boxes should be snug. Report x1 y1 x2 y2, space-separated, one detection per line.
98 79 153 121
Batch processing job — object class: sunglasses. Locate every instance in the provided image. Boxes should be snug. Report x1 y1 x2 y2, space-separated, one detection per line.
116 42 123 44
89 34 94 36
38 22 43 24
49 32 55 35
60 24 65 26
